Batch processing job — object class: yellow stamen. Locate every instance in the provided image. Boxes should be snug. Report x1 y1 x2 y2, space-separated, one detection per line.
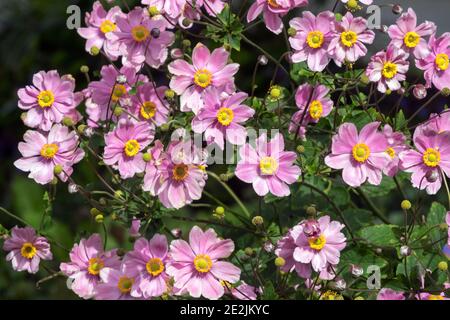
386 147 396 159
20 242 37 259
172 164 189 181
352 143 371 163
308 234 327 251
146 258 165 277
140 101 157 119
428 294 444 300
341 31 358 48
131 25 150 42
124 139 140 157
306 31 324 49
117 276 134 294
37 90 55 108
193 254 212 273
112 84 127 102
40 143 59 159
382 62 398 79
435 53 449 71
259 156 279 175
423 148 441 167
403 31 420 48
100 20 116 34
309 100 323 120
216 107 234 126
267 0 279 8
194 69 212 88
88 257 104 276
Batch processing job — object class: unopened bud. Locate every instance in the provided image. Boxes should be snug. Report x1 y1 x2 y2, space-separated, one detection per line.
257 55 268 66
171 228 182 238
252 216 264 226
244 247 254 257
90 46 100 56
113 106 123 117
287 27 297 37
401 200 412 210
95 214 104 223
275 257 286 267
53 164 63 175
151 28 160 39
350 264 364 277
263 241 274 253
413 84 427 100
441 88 450 97
164 89 175 99
400 245 411 257
68 183 79 194
170 48 183 59
438 261 448 271
296 145 305 154
90 208 102 217
392 4 403 15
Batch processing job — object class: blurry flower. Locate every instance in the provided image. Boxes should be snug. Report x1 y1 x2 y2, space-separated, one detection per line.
96 266 139 300
377 288 405 300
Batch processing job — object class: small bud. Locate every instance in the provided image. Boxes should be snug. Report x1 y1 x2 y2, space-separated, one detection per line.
385 89 392 95
400 245 411 257
99 197 107 206
331 277 347 291
275 257 286 267
68 183 79 194
113 106 123 117
116 75 127 84
441 87 450 97
151 28 160 39
114 190 124 199
426 169 439 183
80 65 90 73
182 18 192 28
160 123 170 132
215 206 225 216
53 164 63 175
95 214 104 223
182 39 191 48
148 6 160 17
335 13 343 22
171 228 182 238
413 84 427 100
219 173 229 182
164 89 175 99
257 55 268 66
438 261 448 271
90 208 102 217
90 46 100 56
347 0 358 9
263 241 274 253
306 206 316 216
51 177 58 185
244 247 254 257
392 4 403 15
401 200 412 210
296 145 305 154
287 27 297 37
62 116 74 127
252 216 264 226
360 74 370 85
170 48 183 59
143 152 152 162
77 124 87 134
269 86 282 99
350 264 364 277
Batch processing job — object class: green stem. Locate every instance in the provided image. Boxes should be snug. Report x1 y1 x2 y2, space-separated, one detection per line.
355 188 391 224
0 207 30 226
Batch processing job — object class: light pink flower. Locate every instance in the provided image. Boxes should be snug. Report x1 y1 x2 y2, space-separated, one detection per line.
95 266 139 300
366 45 410 93
377 288 405 300
129 82 170 126
231 282 259 300
399 132 450 195
14 124 85 185
168 43 239 114
3 226 52 274
247 0 308 35
17 70 76 131
325 122 390 187
289 11 335 72
192 89 254 149
129 219 141 238
416 33 450 91
166 226 241 300
77 1 124 59
329 12 375 66
415 111 450 137
142 0 184 22
122 235 170 298
142 140 165 193
60 234 121 299
235 133 301 197
103 120 154 179
382 124 408 177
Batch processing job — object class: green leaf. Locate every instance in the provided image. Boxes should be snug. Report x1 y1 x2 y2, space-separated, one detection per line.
360 176 396 198
427 202 447 245
359 224 399 247
340 247 388 276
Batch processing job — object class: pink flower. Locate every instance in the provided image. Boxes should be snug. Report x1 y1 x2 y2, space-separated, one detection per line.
129 219 141 238
77 1 124 59
388 8 436 60
60 234 121 299
168 43 239 114
142 140 165 192
103 120 154 179
289 11 335 72
166 226 241 300
129 82 170 127
416 292 449 300
341 0 372 5
231 282 259 300
142 0 184 21
289 84 333 139
247 0 308 35
416 33 450 91
377 288 405 300
415 111 450 137
122 235 170 298
329 12 375 66
325 122 390 187
366 45 410 93
95 266 139 300
14 124 85 185
109 7 174 69
147 140 207 209
382 124 408 177
235 133 301 197
399 132 450 195
3 226 52 274
192 89 254 149
17 70 76 131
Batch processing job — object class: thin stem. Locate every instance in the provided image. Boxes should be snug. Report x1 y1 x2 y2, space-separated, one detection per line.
355 188 391 224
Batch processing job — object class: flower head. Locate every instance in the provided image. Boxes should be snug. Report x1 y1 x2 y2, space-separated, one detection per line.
95 266 139 300
377 288 405 300
129 83 170 127
382 124 408 177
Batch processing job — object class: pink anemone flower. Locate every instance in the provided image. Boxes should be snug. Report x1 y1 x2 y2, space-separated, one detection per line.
129 82 170 127
382 124 408 177
95 266 139 300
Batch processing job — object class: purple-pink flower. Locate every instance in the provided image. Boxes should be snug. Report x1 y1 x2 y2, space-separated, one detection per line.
96 266 138 300
230 282 259 300
166 226 241 300
14 124 85 185
377 288 405 300
382 124 408 177
18 70 76 131
168 43 239 114
415 112 450 137
3 226 52 274
235 133 301 197
129 82 170 127
325 122 390 188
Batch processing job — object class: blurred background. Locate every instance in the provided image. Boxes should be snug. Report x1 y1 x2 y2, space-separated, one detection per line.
0 0 449 299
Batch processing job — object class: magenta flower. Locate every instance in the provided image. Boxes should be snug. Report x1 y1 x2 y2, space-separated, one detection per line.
246 0 308 35
289 84 333 139
382 124 408 177
416 33 450 91
96 266 139 300
168 43 239 114
329 12 375 66
14 124 85 185
77 1 123 59
103 120 154 179
122 235 170 298
108 7 174 69
289 11 335 72
142 140 165 193
3 226 52 274
235 133 301 197
17 70 76 131
366 46 410 93
191 89 254 149
60 234 121 299
399 132 450 195
129 82 170 127
388 8 436 60
166 226 241 300
325 122 390 187
377 288 405 300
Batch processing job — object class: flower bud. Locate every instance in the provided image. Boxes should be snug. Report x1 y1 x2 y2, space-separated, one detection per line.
257 55 268 66
171 228 182 238
113 106 123 117
164 89 175 99
90 208 102 217
438 261 448 271
401 200 412 210
287 27 297 37
151 28 160 39
90 46 100 56
170 48 183 59
400 245 411 257
160 123 170 132
360 74 370 85
392 5 403 15
68 183 79 194
306 206 316 216
441 87 450 97
252 216 264 226
77 124 87 134
350 264 364 277
426 169 439 183
263 241 274 253
296 145 305 154
269 86 282 99
62 116 74 127
215 206 225 216
331 277 347 291
275 257 286 267
143 152 152 162
413 84 427 100
244 247 254 257
182 18 192 28
51 177 58 185
148 6 160 17
53 164 63 175
347 0 358 9
182 39 191 48
95 214 104 223
335 13 343 22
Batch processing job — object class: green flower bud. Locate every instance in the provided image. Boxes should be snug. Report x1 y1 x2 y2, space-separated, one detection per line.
148 6 160 17
63 116 74 127
275 257 286 267
306 206 317 216
80 65 90 73
296 145 305 154
77 124 87 134
244 247 254 257
215 206 225 216
287 27 297 37
360 74 370 85
113 106 123 117
164 89 175 99
90 208 102 217
95 214 104 223
441 88 450 97
252 216 264 226
53 164 63 175
90 46 100 56
438 261 448 271
143 152 152 162
401 200 412 210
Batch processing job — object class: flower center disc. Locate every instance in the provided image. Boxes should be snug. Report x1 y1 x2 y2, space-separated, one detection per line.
131 25 150 42
428 295 444 300
341 31 358 47
100 20 116 34
306 31 324 49
117 276 134 293
435 53 449 71
37 90 55 108
88 257 104 275
40 143 59 159
308 234 327 251
352 143 371 163
216 107 234 126
140 101 157 119
404 32 420 48
259 156 279 175
172 164 189 181
20 242 37 259
386 147 396 159
309 100 323 120
267 0 279 8
382 62 398 79
112 84 127 102
423 148 441 167
193 254 212 273
194 69 212 88
146 258 165 276
124 139 140 157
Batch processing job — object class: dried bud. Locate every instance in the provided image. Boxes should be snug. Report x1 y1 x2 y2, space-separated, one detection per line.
257 55 268 66
392 4 403 15
350 264 364 277
171 228 182 238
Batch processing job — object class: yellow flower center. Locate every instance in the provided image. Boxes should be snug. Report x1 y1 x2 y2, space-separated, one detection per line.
117 276 134 294
37 90 55 108
309 100 323 120
140 101 157 119
382 62 398 79
435 53 449 71
194 69 212 88
216 107 234 126
386 147 396 159
428 294 444 300
148 6 160 17
267 0 279 8
320 290 344 300
404 31 420 48
131 25 150 42
306 31 324 49
423 148 441 167
112 84 127 102
172 164 189 181
308 234 327 251
100 20 116 34
259 156 279 175
146 258 165 277
20 242 37 259
40 143 59 159
193 254 212 273
341 31 358 47
88 257 104 276
124 139 140 157
352 143 371 163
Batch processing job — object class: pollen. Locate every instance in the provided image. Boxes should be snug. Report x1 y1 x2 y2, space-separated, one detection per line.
124 139 141 157
341 31 358 47
308 234 327 251
423 148 441 167
37 90 55 108
259 156 279 175
172 164 189 181
88 257 104 276
194 254 213 273
382 62 398 79
20 242 37 259
309 100 323 120
40 143 59 159
435 53 449 71
216 107 234 126
352 143 371 163
131 25 150 42
403 31 420 48
100 20 116 34
146 258 165 277
194 69 212 88
140 101 157 119
306 31 324 49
